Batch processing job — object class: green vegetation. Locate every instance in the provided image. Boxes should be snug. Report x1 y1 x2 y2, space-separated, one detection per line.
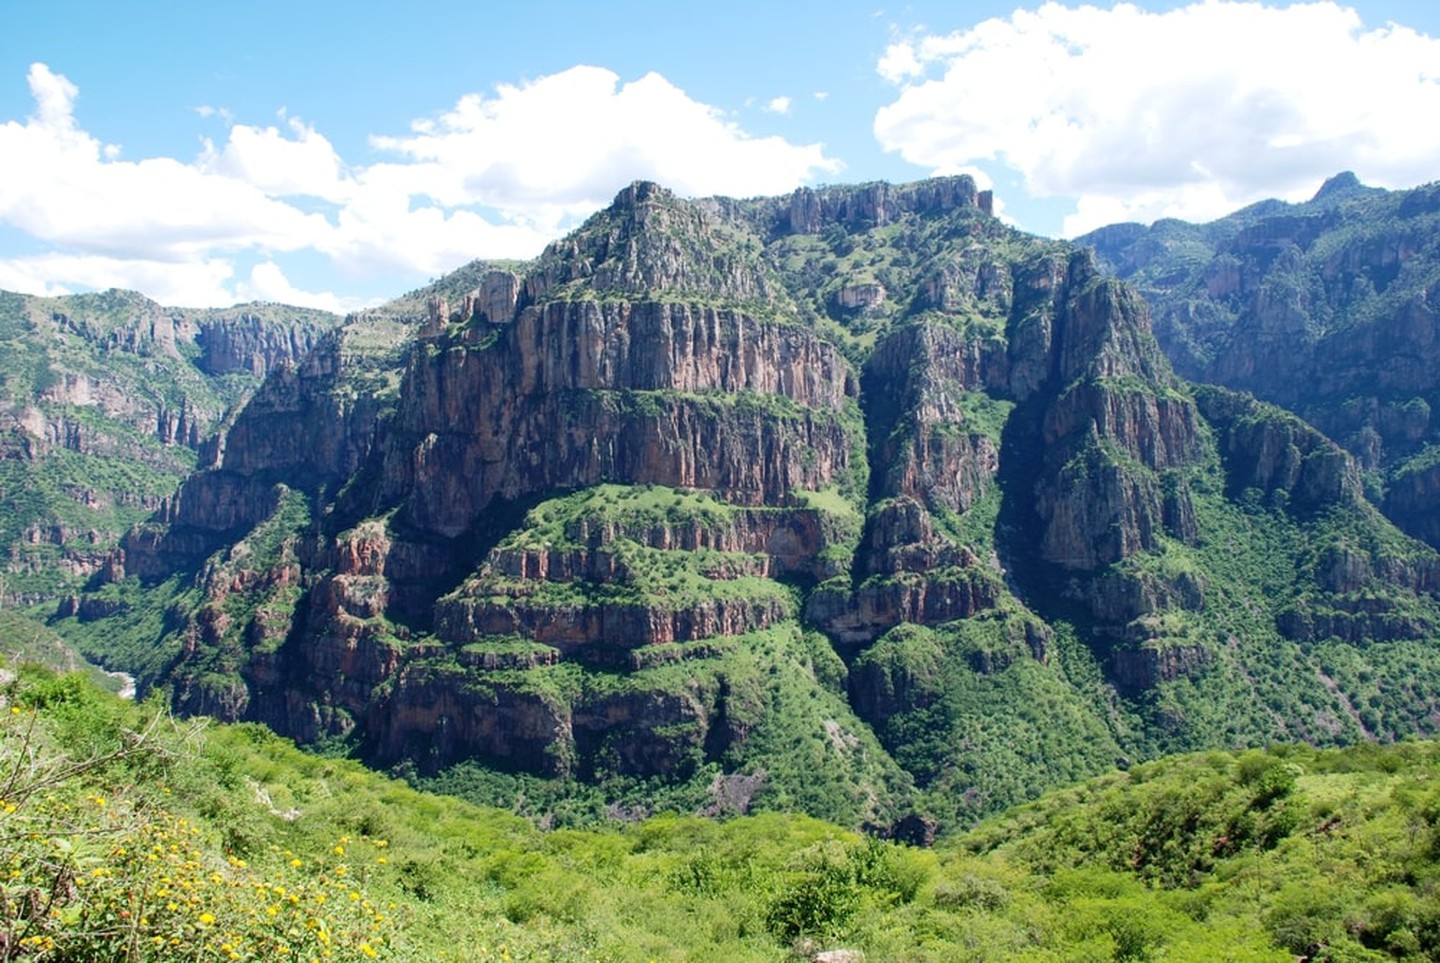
0 610 121 692
526 183 786 312
955 391 1014 445
762 193 1064 359
19 175 1440 899
1082 175 1440 543
418 622 915 830
855 615 1125 826
11 668 1440 961
0 288 340 605
501 484 738 553
45 574 197 686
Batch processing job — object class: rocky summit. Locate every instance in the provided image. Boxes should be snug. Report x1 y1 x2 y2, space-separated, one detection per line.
29 174 1440 830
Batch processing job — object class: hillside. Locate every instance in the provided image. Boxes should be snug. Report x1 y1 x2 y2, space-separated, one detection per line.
0 288 340 604
5 667 1440 961
1077 172 1440 547
32 174 1440 834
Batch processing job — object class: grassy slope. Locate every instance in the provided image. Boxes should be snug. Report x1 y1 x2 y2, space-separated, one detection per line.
7 669 1440 961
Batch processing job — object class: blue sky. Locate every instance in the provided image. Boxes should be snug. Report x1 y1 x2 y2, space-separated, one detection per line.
3 0 1439 310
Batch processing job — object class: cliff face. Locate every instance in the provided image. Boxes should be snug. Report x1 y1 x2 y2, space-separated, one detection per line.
0 288 340 604
1079 173 1440 548
384 299 859 537
52 175 1440 830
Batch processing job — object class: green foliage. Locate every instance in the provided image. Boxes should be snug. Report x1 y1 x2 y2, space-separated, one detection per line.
47 574 195 686
0 610 121 692
419 623 914 831
12 670 1440 960
762 192 1061 354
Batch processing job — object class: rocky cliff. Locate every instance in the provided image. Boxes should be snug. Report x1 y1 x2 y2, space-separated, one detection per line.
0 288 339 603
47 176 1440 831
1079 173 1440 548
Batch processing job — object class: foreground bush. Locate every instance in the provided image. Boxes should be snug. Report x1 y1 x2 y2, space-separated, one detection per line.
4 666 1440 960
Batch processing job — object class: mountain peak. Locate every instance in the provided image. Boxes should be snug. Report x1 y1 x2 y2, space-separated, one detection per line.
1311 170 1364 202
610 179 676 210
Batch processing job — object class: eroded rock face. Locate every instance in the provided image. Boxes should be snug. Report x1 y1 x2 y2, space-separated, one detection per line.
120 331 394 578
785 178 984 234
436 593 792 653
197 314 329 378
371 662 573 774
0 291 341 601
106 184 883 780
1386 461 1440 545
1110 642 1214 693
1080 176 1440 549
809 249 1209 654
67 175 1440 808
1029 260 1204 573
1195 386 1364 508
383 299 859 538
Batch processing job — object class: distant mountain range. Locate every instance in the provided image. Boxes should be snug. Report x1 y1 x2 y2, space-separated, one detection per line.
1078 170 1440 545
7 171 1440 832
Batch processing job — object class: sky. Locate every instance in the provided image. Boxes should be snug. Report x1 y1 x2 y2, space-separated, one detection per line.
2 0 1439 311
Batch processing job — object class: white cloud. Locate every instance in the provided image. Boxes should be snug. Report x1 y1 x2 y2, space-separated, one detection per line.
0 252 238 307
234 261 352 313
199 115 348 200
0 63 840 307
765 96 793 115
875 2 1440 235
372 67 838 216
195 105 234 124
29 62 77 129
0 65 332 261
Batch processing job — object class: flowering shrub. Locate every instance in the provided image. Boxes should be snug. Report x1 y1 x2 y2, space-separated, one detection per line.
0 677 401 960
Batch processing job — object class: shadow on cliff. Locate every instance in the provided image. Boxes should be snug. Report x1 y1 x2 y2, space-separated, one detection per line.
992 392 1103 649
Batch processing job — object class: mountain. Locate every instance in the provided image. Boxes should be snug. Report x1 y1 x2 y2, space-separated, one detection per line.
0 287 340 605
35 175 1440 831
1077 172 1440 546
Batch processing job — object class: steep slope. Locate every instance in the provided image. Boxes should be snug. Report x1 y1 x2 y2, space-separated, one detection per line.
51 176 1440 831
0 287 339 603
1078 173 1440 546
59 185 914 827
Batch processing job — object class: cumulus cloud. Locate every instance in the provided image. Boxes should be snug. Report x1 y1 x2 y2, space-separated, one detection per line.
372 67 838 218
875 2 1440 235
198 113 349 201
0 63 839 307
765 96 793 115
0 65 332 261
0 252 238 307
235 261 351 313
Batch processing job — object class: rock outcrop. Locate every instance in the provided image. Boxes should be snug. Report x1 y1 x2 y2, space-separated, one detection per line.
382 299 859 538
1079 174 1440 548
0 288 340 602
47 175 1440 829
